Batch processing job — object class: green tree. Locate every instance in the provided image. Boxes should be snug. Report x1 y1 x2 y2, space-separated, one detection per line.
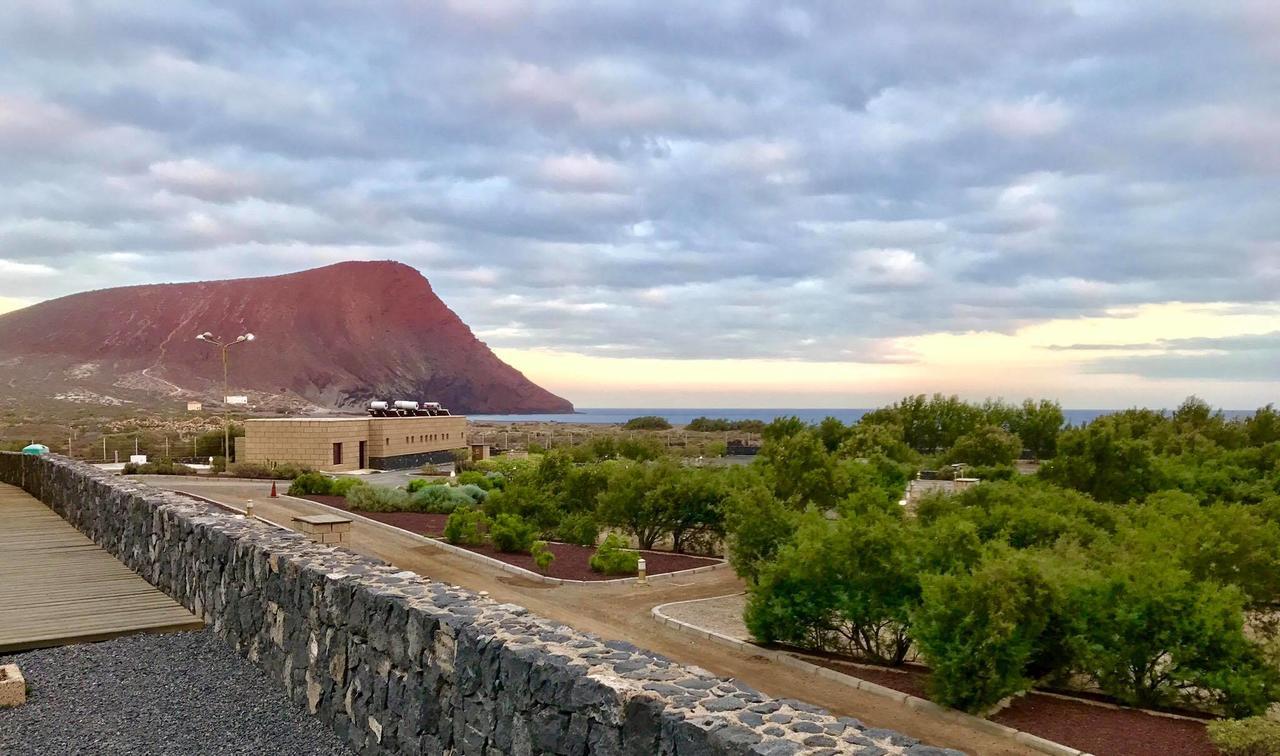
723 481 799 582
1039 420 1166 503
1010 399 1064 459
1246 404 1280 446
1121 492 1280 608
596 460 678 549
747 510 921 665
912 550 1056 712
946 425 1022 467
756 429 840 508
838 422 914 463
624 415 672 430
1069 557 1278 715
816 416 851 453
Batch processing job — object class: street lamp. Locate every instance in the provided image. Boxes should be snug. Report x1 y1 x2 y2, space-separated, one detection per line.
196 331 256 466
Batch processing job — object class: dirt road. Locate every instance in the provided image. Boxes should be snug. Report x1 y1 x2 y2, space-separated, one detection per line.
140 476 1033 756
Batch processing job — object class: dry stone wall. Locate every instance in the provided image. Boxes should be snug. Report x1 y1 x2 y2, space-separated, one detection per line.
0 454 960 756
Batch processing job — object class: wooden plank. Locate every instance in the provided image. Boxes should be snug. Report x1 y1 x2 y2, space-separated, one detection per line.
0 483 202 652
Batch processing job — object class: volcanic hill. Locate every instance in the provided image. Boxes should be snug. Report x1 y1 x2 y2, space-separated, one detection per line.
0 261 573 415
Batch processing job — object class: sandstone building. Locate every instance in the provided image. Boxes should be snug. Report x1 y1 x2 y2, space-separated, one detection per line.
240 415 467 471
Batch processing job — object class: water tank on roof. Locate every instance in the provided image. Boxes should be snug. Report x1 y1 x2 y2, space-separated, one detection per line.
22 443 49 456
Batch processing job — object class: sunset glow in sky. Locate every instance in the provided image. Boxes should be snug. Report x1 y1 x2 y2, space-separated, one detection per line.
1 2 1277 408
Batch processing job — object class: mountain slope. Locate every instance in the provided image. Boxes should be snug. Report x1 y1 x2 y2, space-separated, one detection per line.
0 261 573 414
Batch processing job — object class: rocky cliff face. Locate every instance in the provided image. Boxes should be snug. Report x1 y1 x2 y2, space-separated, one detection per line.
0 261 573 414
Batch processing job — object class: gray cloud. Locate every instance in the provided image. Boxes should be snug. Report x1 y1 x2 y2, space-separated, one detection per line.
0 1 1277 362
1082 331 1280 381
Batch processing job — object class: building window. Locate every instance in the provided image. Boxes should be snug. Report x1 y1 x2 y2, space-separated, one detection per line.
332 442 343 465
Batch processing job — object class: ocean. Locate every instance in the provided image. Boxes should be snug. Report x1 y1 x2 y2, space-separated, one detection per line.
468 408 1260 426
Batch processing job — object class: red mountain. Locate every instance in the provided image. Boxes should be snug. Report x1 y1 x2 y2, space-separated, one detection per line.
0 261 573 414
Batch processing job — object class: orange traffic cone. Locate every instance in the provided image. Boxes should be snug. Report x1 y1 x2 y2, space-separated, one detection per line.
269 481 278 498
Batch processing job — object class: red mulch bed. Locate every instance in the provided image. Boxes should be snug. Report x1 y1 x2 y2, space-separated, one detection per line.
993 694 1215 756
452 541 720 582
797 653 1216 756
299 495 722 581
303 495 450 535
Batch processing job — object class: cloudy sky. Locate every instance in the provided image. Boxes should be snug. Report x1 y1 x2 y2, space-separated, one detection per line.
1 1 1277 408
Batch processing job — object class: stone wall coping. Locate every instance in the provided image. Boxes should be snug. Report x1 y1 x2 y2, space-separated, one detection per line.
652 594 1094 756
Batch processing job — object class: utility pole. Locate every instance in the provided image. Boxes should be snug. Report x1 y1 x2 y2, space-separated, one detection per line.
195 331 256 464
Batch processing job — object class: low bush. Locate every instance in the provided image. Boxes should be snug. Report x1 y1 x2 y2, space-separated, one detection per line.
556 512 600 547
456 471 495 490
531 540 555 572
1207 717 1280 756
455 484 488 504
330 477 366 497
589 533 639 575
490 513 538 553
624 415 672 431
228 462 311 480
443 509 489 546
288 471 334 496
406 478 449 493
347 485 410 512
408 484 469 514
122 459 196 476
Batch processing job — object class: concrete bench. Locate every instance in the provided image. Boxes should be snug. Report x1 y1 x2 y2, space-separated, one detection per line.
291 514 353 545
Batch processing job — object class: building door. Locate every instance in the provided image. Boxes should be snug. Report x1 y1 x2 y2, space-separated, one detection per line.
358 440 367 469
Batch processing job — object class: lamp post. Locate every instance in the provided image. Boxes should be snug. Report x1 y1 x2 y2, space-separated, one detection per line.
196 331 255 466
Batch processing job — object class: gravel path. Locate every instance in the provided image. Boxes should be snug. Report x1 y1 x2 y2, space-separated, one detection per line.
0 630 349 756
660 592 751 639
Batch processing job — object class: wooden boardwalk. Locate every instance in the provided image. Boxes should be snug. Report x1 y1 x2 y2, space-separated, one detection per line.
0 483 202 652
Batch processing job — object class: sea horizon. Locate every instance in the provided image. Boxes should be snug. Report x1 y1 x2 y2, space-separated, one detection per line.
469 407 1260 426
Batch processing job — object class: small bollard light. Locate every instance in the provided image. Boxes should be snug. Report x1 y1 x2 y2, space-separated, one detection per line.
636 557 648 585
244 500 254 520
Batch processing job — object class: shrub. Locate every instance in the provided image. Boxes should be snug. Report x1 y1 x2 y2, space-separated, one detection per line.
228 462 311 480
211 456 227 473
406 478 449 493
589 533 639 575
624 415 672 430
490 513 538 553
288 471 334 496
911 551 1055 713
408 484 468 514
330 477 366 497
1069 557 1279 716
122 459 196 476
455 484 489 504
746 510 918 666
946 425 1022 467
443 509 489 546
1208 717 1280 756
557 512 600 547
347 485 410 512
457 471 495 490
531 540 555 572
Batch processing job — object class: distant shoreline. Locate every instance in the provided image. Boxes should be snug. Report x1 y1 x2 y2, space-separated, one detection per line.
468 407 1259 426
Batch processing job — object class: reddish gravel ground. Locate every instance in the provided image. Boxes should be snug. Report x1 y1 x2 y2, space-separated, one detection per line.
993 694 1215 756
303 495 449 535
799 654 1216 756
300 495 722 581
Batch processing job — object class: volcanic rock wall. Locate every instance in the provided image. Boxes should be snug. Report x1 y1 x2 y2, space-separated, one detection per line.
0 454 954 756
